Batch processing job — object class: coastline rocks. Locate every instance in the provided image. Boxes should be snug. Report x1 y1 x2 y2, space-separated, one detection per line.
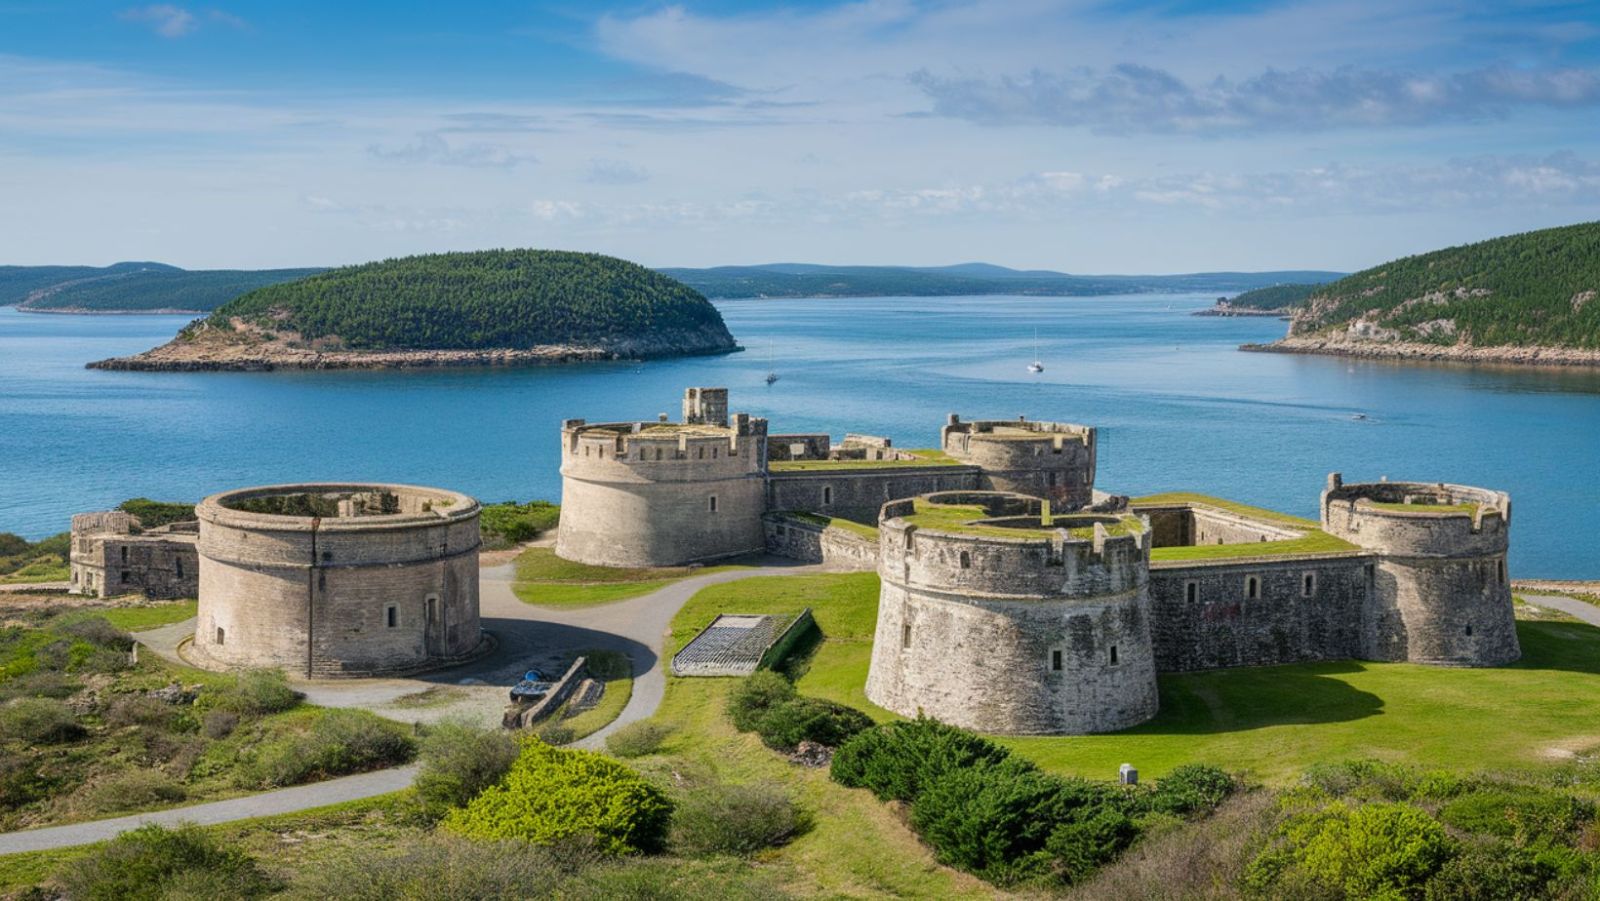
1242 336 1600 368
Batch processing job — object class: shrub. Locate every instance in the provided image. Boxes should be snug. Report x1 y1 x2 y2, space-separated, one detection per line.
1146 764 1236 817
670 780 808 856
1424 845 1555 900
413 718 519 810
1301 759 1418 801
753 696 873 751
1047 806 1140 885
75 769 187 815
606 720 671 758
57 822 276 901
727 671 794 733
0 697 84 744
1438 787 1595 844
832 715 1014 803
444 739 672 855
202 709 239 740
479 501 561 546
293 834 593 901
535 722 576 746
909 757 1079 884
105 694 182 730
0 671 79 702
0 756 59 810
203 668 300 716
1246 802 1457 899
118 498 197 530
563 856 793 900
59 617 133 651
239 709 414 788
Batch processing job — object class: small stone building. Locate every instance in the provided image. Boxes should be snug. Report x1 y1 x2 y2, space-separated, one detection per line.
69 511 199 600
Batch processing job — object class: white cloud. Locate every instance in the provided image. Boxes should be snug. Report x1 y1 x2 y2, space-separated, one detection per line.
120 5 199 38
366 132 532 169
585 157 650 185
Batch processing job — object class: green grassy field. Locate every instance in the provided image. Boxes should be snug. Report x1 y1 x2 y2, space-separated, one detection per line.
510 547 746 607
1132 492 1320 527
672 572 1600 786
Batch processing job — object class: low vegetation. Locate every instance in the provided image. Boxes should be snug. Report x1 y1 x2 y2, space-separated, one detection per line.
605 720 673 758
116 498 197 529
15 265 323 313
1223 283 1320 310
511 546 744 607
478 500 560 548
726 670 873 751
556 649 633 741
0 531 69 584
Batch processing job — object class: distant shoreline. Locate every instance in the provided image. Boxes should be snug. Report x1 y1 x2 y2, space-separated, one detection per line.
1242 337 1600 369
17 306 204 316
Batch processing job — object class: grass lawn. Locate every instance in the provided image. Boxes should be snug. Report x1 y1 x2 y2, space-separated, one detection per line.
1366 501 1482 515
670 571 1600 789
1148 529 1358 563
0 555 69 584
774 511 879 541
88 600 197 631
510 547 746 608
1132 492 1320 528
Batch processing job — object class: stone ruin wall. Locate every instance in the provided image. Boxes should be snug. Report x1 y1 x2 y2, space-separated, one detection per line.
69 511 199 600
940 416 1098 507
190 484 484 678
865 494 1159 735
766 466 983 526
761 513 878 572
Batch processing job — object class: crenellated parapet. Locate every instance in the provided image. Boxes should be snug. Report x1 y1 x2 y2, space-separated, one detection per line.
866 491 1159 735
1321 473 1518 667
940 415 1097 506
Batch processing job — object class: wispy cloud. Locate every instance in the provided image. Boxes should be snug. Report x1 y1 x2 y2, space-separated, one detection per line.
911 64 1600 134
120 5 198 38
366 132 532 169
585 157 649 185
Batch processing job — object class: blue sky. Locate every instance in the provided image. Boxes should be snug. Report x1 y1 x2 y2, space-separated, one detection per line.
2 0 1597 272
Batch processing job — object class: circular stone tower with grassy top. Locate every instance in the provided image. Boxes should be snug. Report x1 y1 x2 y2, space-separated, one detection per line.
1321 473 1519 667
866 491 1158 734
191 483 484 678
555 388 769 567
940 415 1097 508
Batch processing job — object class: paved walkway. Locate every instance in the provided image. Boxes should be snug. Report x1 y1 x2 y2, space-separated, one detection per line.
0 581 69 593
0 557 819 853
1520 593 1600 628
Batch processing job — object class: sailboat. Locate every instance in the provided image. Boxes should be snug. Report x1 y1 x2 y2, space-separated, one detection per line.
1027 330 1045 374
765 345 779 385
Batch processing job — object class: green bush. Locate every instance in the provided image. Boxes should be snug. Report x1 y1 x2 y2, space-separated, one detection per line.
75 769 187 815
59 617 133 651
1424 845 1555 900
831 715 1013 803
1246 802 1457 899
0 756 59 810
1146 764 1236 816
292 834 593 901
202 709 239 739
727 671 794 733
1438 787 1595 844
0 697 84 744
605 720 672 758
444 738 673 855
413 718 519 810
909 757 1080 884
105 694 184 730
479 501 561 546
535 722 576 746
118 498 197 530
239 709 414 788
752 696 872 751
201 668 300 716
1047 806 1140 885
1302 759 1419 801
57 822 276 901
670 779 807 856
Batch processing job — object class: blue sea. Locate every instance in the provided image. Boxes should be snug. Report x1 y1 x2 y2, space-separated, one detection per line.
3 298 1598 577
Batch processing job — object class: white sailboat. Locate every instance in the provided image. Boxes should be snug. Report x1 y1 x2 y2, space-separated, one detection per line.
765 345 779 384
1027 330 1044 373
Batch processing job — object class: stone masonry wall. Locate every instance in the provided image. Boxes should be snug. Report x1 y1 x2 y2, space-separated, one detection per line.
766 467 982 525
762 514 878 571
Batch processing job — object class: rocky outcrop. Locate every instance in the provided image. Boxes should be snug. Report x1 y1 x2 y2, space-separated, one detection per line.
1242 336 1600 368
87 322 740 372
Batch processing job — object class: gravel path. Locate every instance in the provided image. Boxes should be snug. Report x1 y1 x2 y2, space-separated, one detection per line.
0 556 819 853
1520 594 1600 628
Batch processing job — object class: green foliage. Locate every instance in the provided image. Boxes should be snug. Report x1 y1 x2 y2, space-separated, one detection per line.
1423 846 1557 901
444 738 673 855
751 696 873 751
56 822 277 901
1145 764 1238 816
1046 806 1141 885
605 720 672 758
726 670 794 733
0 697 84 744
16 266 322 313
75 770 187 815
1225 283 1320 309
669 779 808 856
1302 759 1421 801
909 757 1083 884
413 718 519 811
1247 802 1457 899
118 498 197 529
479 500 560 547
830 715 1012 803
1290 220 1600 348
0 531 71 581
292 834 595 901
204 249 732 351
237 709 415 789
198 668 301 716
1438 787 1595 844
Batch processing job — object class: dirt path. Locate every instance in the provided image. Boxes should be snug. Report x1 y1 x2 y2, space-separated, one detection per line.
1519 594 1600 628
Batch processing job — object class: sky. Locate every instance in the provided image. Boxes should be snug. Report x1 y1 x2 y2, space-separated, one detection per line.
1 0 1598 273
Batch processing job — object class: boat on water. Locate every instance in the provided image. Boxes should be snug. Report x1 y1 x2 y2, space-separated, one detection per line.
765 345 779 384
1027 329 1045 373
765 371 779 385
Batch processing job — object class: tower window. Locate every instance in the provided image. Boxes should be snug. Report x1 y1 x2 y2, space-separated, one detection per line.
1245 576 1260 600
1302 572 1316 597
901 623 911 649
385 605 398 628
121 570 131 584
1498 560 1507 585
120 546 128 563
1110 645 1119 665
959 551 971 569
318 571 327 591
709 495 718 513
1185 581 1198 604
175 558 184 578
1465 624 1474 637
1047 472 1057 487
215 627 225 645
1051 649 1063 671
822 486 833 505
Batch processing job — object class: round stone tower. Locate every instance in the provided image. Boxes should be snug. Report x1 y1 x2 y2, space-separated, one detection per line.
866 491 1158 734
192 483 484 678
940 416 1097 507
555 388 769 568
1321 473 1519 667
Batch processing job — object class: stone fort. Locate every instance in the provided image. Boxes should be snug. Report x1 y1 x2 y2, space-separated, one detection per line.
561 388 1520 734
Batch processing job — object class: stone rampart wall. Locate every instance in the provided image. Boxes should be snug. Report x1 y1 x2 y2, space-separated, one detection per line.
766 466 982 525
762 514 878 571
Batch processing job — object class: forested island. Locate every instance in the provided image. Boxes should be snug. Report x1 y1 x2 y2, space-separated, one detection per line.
89 250 738 371
3 262 323 313
1243 221 1600 367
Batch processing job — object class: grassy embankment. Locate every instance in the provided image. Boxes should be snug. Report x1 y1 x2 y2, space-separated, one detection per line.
1134 492 1360 562
766 448 962 472
510 547 747 608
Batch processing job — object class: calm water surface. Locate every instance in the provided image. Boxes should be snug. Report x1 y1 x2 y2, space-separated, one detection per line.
3 297 1597 577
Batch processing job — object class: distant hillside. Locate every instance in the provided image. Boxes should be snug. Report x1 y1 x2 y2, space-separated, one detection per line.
1245 222 1600 367
90 250 737 371
1222 283 1321 310
0 262 176 305
660 264 1344 299
18 264 323 313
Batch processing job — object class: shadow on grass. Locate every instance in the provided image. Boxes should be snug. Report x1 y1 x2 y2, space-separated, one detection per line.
1128 659 1385 736
1509 620 1600 674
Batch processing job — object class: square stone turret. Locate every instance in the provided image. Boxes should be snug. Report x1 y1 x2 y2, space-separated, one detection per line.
682 387 729 427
